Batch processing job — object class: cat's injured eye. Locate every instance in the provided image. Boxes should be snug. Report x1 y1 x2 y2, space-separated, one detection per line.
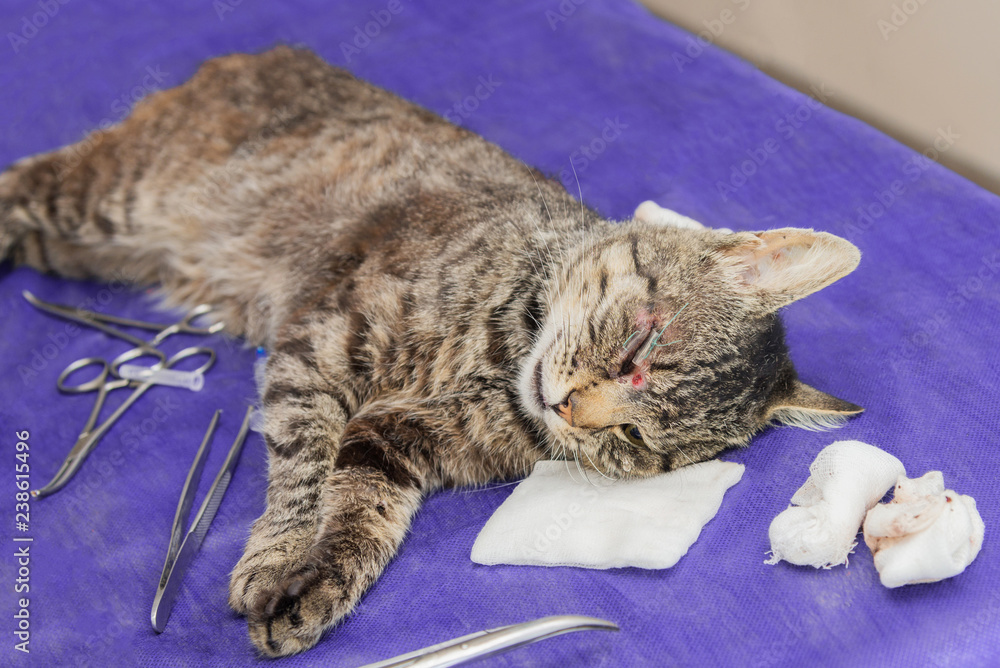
615 327 651 378
619 424 645 446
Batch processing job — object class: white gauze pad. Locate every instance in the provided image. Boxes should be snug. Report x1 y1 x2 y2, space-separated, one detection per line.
863 471 985 588
470 459 744 570
633 200 733 233
766 440 905 569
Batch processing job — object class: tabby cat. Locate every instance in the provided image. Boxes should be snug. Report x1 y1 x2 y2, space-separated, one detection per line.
0 47 862 656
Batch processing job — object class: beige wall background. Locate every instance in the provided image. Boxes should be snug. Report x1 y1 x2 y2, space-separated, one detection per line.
640 0 1000 195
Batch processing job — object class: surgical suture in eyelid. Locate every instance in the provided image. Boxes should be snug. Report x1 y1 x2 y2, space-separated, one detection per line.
623 302 689 366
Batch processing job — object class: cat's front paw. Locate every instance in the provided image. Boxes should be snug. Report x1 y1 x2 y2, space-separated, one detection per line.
228 513 319 615
228 552 292 616
247 559 354 657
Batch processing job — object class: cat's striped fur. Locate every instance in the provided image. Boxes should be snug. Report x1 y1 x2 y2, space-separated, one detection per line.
0 47 863 656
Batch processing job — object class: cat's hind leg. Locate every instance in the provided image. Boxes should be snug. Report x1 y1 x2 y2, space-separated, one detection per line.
0 137 168 284
0 136 275 339
0 152 95 277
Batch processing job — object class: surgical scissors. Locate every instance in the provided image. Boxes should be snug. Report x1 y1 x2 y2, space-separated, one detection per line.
31 346 216 498
22 290 224 354
357 615 619 667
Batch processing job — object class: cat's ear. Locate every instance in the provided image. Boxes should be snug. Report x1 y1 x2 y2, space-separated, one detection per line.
715 228 860 311
766 379 863 430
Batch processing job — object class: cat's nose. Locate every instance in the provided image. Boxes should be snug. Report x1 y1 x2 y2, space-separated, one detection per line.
552 390 576 426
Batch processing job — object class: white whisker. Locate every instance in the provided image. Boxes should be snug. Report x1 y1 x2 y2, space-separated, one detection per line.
582 446 615 480
670 443 698 468
570 158 585 226
571 444 596 486
454 478 527 495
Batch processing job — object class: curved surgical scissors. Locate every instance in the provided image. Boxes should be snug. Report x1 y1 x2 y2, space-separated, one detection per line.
22 290 224 352
31 346 216 499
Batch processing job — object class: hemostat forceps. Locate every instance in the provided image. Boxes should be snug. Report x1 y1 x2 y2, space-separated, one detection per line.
151 407 253 632
23 290 222 498
357 615 619 667
31 346 216 498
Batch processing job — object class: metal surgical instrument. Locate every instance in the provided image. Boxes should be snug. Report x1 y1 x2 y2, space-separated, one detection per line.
23 290 224 352
23 290 224 498
151 407 253 633
31 346 216 498
356 615 619 668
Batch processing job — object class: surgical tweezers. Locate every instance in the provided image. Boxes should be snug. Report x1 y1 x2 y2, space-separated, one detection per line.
151 407 253 632
357 615 619 667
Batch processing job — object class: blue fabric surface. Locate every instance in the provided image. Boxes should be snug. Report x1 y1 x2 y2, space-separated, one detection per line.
1 1 998 666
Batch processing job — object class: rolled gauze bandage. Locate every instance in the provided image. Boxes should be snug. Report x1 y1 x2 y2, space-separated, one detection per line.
863 472 985 588
766 440 905 568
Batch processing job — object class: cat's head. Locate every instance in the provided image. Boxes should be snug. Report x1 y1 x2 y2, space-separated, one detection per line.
518 221 863 478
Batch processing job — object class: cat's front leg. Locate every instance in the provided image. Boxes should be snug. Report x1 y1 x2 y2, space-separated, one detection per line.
247 409 432 657
228 341 356 618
